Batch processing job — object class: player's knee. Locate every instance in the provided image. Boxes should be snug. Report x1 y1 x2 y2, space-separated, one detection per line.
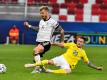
33 46 44 54
65 69 71 74
38 44 44 51
33 48 40 54
33 47 37 53
33 49 38 56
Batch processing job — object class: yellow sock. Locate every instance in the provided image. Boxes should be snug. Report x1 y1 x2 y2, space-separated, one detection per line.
51 69 67 74
34 60 48 66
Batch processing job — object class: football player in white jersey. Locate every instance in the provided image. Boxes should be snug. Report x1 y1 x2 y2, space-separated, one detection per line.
24 6 64 73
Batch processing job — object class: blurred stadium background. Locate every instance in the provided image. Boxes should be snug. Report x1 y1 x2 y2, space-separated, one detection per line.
0 0 107 45
0 0 107 80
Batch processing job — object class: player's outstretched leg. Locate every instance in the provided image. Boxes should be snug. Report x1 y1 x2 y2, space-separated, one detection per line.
24 60 49 68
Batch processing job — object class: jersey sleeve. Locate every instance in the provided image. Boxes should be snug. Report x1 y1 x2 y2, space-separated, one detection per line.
82 50 89 63
53 20 59 29
64 42 75 48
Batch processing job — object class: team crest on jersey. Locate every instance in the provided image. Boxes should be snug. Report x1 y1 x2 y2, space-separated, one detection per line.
73 50 78 56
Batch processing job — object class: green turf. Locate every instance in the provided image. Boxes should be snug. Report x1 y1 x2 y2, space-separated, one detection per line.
0 44 107 80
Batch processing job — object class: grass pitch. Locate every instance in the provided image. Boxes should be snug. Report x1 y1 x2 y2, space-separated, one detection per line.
0 44 107 80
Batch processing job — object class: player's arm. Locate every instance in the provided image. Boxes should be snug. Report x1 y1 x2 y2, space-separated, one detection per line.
24 22 39 31
86 61 103 71
55 25 64 43
82 51 103 71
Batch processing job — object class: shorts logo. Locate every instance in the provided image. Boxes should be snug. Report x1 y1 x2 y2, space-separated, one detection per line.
73 50 78 56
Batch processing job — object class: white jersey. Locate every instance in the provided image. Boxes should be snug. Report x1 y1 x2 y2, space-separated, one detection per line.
36 18 59 42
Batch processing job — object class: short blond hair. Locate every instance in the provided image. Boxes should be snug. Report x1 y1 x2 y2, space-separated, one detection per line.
40 6 49 11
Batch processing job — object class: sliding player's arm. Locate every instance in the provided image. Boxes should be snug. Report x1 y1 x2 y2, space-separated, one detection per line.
86 61 103 70
24 22 39 31
82 51 103 71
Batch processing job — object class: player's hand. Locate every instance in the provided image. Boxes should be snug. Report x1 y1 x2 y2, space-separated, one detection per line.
24 22 30 29
96 66 103 71
24 63 35 68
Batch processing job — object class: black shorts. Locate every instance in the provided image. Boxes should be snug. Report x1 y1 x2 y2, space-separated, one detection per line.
36 41 51 57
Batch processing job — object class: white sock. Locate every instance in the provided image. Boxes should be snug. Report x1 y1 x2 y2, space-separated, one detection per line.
34 54 41 62
34 54 41 70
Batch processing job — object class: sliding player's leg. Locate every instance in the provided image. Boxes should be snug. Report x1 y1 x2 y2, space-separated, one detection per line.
46 68 71 74
25 59 71 74
24 60 49 68
25 55 71 74
47 55 71 74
